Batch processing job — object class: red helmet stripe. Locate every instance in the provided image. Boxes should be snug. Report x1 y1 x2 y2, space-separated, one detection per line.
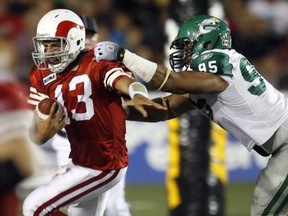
56 20 84 37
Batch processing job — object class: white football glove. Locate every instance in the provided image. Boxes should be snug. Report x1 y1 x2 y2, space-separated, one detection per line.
94 41 125 62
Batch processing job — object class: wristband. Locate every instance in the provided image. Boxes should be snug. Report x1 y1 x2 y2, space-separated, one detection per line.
123 50 157 83
157 69 171 91
128 82 148 99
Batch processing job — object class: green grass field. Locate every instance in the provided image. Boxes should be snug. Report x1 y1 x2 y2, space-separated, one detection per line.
125 182 255 216
19 181 255 216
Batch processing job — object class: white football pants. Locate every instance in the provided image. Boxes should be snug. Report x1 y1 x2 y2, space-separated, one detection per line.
23 164 127 216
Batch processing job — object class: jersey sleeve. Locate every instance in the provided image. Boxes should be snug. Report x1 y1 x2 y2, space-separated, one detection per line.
94 61 134 90
27 67 49 110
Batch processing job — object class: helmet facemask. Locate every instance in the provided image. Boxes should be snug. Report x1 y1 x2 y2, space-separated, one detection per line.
32 37 79 73
169 36 201 71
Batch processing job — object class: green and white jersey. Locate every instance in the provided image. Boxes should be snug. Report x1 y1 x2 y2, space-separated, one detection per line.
189 49 288 151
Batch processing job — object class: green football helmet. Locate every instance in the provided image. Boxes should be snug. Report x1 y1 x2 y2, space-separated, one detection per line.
169 15 232 71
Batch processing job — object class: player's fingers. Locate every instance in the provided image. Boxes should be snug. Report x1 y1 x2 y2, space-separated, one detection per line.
49 102 58 116
59 117 66 128
33 109 40 121
56 106 65 117
151 101 167 110
139 99 167 110
56 108 66 124
45 103 57 121
135 105 148 118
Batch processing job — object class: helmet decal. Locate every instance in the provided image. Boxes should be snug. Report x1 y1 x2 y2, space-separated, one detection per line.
107 45 115 52
222 40 231 46
197 18 220 34
221 31 231 47
56 21 84 38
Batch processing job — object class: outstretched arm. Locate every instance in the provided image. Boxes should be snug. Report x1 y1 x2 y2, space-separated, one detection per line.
149 64 228 94
114 76 167 118
94 42 229 94
121 50 228 94
124 93 194 122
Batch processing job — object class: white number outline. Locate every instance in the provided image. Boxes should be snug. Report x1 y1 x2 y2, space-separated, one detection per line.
55 74 94 124
198 60 217 73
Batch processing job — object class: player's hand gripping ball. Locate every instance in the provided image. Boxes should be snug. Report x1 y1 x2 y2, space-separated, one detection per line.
35 98 61 120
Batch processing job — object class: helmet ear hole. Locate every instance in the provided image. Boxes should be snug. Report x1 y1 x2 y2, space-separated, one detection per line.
204 41 211 49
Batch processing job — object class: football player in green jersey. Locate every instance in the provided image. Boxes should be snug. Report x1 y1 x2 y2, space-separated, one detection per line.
94 15 288 215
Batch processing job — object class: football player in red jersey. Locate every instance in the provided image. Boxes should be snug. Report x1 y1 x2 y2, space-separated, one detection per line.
44 15 133 216
24 9 165 216
0 75 35 216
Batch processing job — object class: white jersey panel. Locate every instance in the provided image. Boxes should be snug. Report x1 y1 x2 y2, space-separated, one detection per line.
189 49 288 151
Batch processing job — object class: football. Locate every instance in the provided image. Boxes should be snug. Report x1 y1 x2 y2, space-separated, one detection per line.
36 98 60 120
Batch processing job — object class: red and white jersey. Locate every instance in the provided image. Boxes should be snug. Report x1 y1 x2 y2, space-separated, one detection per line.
28 50 133 170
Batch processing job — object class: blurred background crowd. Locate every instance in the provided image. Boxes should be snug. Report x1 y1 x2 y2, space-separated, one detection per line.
0 0 169 85
1 0 288 87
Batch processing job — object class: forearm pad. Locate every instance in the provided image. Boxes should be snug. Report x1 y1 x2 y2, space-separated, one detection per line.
0 160 25 194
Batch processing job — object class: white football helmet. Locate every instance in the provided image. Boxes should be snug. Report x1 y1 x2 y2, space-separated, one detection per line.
32 9 85 73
